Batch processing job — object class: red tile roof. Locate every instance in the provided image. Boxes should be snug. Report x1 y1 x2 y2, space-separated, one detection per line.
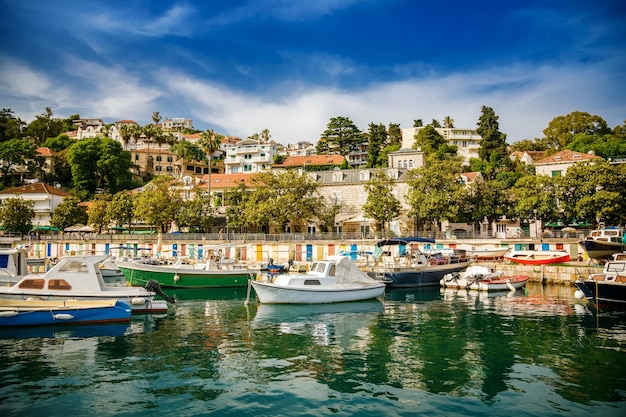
36 147 55 157
535 150 602 164
0 182 69 196
274 155 345 167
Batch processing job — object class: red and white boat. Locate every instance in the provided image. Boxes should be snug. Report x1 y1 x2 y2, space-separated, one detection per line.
504 250 570 265
469 274 529 291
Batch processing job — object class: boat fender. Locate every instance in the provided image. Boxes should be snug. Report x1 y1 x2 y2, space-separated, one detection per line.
574 290 585 300
506 281 515 292
131 297 147 305
53 313 74 320
174 274 180 282
0 311 19 318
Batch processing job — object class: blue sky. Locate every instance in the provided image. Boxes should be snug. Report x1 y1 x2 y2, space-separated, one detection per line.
1 0 624 144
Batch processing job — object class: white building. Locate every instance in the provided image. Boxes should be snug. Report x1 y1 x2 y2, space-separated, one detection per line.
401 127 482 164
223 139 277 174
0 183 70 229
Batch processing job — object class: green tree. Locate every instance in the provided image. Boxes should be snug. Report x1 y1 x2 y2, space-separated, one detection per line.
151 111 161 125
108 191 135 228
133 176 182 232
0 197 34 234
388 123 402 147
509 175 558 227
317 116 363 156
476 106 510 178
0 139 37 188
362 170 401 236
406 158 465 232
43 134 74 152
242 170 321 233
88 193 112 233
67 137 133 197
460 179 512 235
566 133 626 160
366 123 387 168
555 160 625 227
413 125 445 155
176 192 214 232
0 109 25 142
50 196 88 231
509 139 547 152
443 116 455 128
413 119 423 127
543 111 611 149
23 107 64 144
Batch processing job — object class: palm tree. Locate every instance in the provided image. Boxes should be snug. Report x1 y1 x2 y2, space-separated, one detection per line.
260 129 271 143
199 129 223 206
151 111 161 126
443 116 455 129
119 124 132 150
131 125 144 176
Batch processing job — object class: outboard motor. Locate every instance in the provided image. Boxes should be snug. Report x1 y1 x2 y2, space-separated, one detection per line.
145 279 176 304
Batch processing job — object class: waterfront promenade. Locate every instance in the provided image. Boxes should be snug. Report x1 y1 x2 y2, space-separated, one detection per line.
4 231 602 285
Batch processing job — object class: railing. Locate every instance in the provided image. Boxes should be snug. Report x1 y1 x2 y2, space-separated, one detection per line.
21 229 590 244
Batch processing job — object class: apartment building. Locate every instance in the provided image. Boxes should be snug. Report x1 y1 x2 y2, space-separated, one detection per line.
223 139 277 174
401 127 482 164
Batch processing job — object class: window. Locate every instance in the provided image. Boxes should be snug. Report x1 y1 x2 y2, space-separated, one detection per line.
551 170 562 177
48 279 72 290
156 156 162 162
167 156 173 162
166 166 172 172
18 279 44 289
156 166 162 171
304 279 321 285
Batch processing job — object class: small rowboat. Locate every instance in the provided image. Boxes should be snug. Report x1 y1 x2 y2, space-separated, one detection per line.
504 250 570 265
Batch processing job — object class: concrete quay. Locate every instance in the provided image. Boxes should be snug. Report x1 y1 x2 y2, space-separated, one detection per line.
18 235 603 285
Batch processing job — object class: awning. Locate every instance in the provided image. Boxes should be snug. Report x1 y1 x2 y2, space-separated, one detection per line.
32 226 59 231
376 236 435 247
64 224 93 232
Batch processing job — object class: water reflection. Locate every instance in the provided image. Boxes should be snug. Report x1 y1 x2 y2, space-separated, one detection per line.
0 282 624 416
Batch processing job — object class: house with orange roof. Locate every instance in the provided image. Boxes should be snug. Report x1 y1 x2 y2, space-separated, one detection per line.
0 182 70 229
510 150 547 166
35 147 56 174
534 150 602 177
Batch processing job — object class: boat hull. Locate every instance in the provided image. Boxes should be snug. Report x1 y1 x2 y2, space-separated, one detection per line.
250 281 385 304
365 261 471 288
580 240 626 261
469 275 529 291
0 300 132 326
574 279 626 306
0 293 168 314
118 262 255 288
504 251 570 265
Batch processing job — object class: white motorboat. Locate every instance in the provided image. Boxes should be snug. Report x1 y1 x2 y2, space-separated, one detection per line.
248 256 385 304
0 255 174 313
0 246 30 285
440 265 503 289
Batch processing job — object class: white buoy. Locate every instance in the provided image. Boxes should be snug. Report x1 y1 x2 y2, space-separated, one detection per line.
574 289 585 300
0 311 19 318
53 313 74 320
174 274 180 282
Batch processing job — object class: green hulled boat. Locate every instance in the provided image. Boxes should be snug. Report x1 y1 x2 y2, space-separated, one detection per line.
117 260 257 288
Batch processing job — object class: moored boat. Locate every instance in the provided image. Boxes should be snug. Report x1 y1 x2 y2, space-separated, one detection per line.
574 252 626 306
249 256 385 304
0 255 173 314
468 274 529 291
504 250 570 265
0 246 30 285
360 237 471 287
466 247 509 260
579 228 626 261
118 256 257 288
440 265 503 289
0 299 131 326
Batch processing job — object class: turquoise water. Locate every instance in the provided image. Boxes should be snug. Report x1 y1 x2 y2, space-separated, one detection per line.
1 283 625 417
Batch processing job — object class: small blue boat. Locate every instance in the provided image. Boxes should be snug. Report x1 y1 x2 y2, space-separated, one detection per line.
0 299 132 327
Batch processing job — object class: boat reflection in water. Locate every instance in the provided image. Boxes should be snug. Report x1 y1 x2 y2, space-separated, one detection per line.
252 300 384 346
